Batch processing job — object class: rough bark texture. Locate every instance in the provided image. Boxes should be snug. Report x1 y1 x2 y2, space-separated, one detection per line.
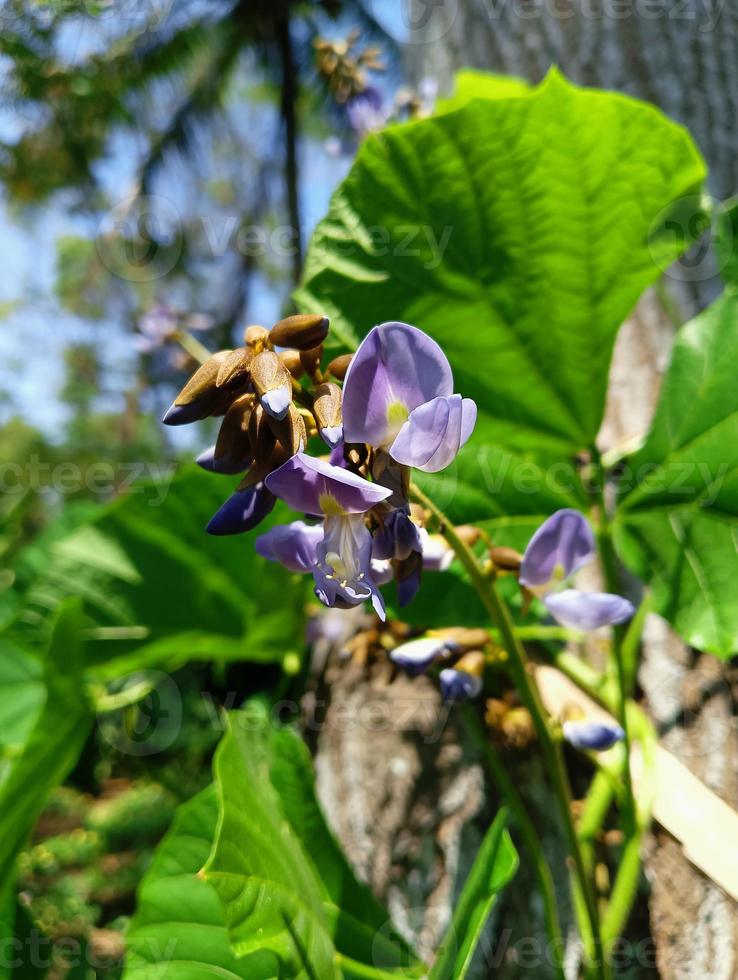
306 5 737 976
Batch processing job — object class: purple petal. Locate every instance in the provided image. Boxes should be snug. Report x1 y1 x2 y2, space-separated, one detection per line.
390 394 477 473
342 322 453 448
439 668 483 703
397 565 421 606
519 509 595 588
196 445 252 475
162 400 211 426
370 559 393 586
206 484 276 535
260 384 291 421
372 507 422 562
320 424 344 448
419 529 454 572
265 452 390 516
390 637 449 676
544 590 635 631
562 720 625 751
255 520 323 573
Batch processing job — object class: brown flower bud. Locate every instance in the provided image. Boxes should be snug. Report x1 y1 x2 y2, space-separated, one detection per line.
243 324 270 351
174 351 231 406
237 443 290 488
312 382 343 447
430 627 490 650
269 313 329 351
214 393 255 462
250 350 292 420
325 353 353 381
216 347 253 389
266 403 307 457
455 525 482 547
455 650 486 677
299 344 323 379
278 349 304 379
489 546 523 572
248 403 277 461
163 350 236 424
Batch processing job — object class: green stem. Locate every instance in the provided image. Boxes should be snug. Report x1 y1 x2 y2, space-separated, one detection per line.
411 483 606 978
334 953 414 980
174 330 212 365
461 705 566 980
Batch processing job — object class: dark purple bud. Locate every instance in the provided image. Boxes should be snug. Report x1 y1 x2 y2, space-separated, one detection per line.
372 506 422 562
196 445 251 475
439 668 483 703
206 484 276 535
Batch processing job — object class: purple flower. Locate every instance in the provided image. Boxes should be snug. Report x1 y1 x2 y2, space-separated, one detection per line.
419 529 453 572
206 484 276 536
562 720 625 752
265 453 390 619
440 668 482 703
265 452 390 516
520 510 635 631
372 506 422 562
341 322 476 472
390 637 452 676
135 304 178 352
255 520 323 573
346 85 390 139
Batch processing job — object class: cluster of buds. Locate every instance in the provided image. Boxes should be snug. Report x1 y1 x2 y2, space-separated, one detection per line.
314 31 383 104
165 318 476 625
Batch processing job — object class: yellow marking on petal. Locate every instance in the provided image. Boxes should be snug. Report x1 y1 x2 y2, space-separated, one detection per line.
387 401 409 426
319 493 347 517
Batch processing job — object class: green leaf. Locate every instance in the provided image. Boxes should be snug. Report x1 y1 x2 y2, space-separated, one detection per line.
204 706 421 978
430 808 518 980
0 639 44 750
436 69 530 113
297 70 706 525
0 600 94 904
16 466 307 673
124 786 278 980
715 196 738 291
614 292 738 656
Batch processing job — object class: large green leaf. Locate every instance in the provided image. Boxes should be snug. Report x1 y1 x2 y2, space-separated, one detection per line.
16 466 307 675
429 808 518 980
297 70 706 524
204 706 421 979
124 786 277 980
0 601 94 905
0 638 44 750
614 293 738 656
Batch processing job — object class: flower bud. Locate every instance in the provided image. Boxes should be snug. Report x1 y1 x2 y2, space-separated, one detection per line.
389 636 451 676
250 350 292 420
243 324 270 350
312 382 343 447
266 403 307 457
269 313 329 351
562 720 624 752
454 650 485 677
440 668 482 703
455 525 482 547
278 349 304 379
237 444 290 489
299 344 323 379
216 347 253 388
430 628 489 651
163 351 231 424
214 393 255 464
325 353 353 381
490 546 523 572
248 402 277 461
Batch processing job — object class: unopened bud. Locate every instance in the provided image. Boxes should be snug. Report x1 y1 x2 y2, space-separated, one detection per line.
214 393 255 462
163 351 232 424
299 344 323 378
216 347 253 388
237 444 290 489
325 353 353 381
490 546 522 572
430 627 489 650
278 349 304 379
454 651 485 677
251 350 292 420
455 525 481 547
266 403 307 456
269 313 329 351
248 403 277 461
312 382 343 448
243 324 270 350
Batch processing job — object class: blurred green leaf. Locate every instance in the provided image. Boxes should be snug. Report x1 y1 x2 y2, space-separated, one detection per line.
430 808 518 980
297 70 706 526
0 638 44 750
205 705 421 978
0 600 93 905
614 292 738 656
17 466 308 674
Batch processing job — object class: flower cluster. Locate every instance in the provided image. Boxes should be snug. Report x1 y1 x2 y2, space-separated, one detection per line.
165 317 475 621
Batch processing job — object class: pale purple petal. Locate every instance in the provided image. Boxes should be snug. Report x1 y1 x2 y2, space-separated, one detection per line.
562 720 625 751
390 637 450 676
519 509 595 588
260 384 291 421
439 668 483 703
206 484 276 535
544 590 635 631
265 452 390 516
320 424 343 448
419 529 454 572
342 322 453 447
312 514 385 619
255 520 323 573
390 395 477 473
370 559 393 585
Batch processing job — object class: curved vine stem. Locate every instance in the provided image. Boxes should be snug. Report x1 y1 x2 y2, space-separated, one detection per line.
410 482 607 979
